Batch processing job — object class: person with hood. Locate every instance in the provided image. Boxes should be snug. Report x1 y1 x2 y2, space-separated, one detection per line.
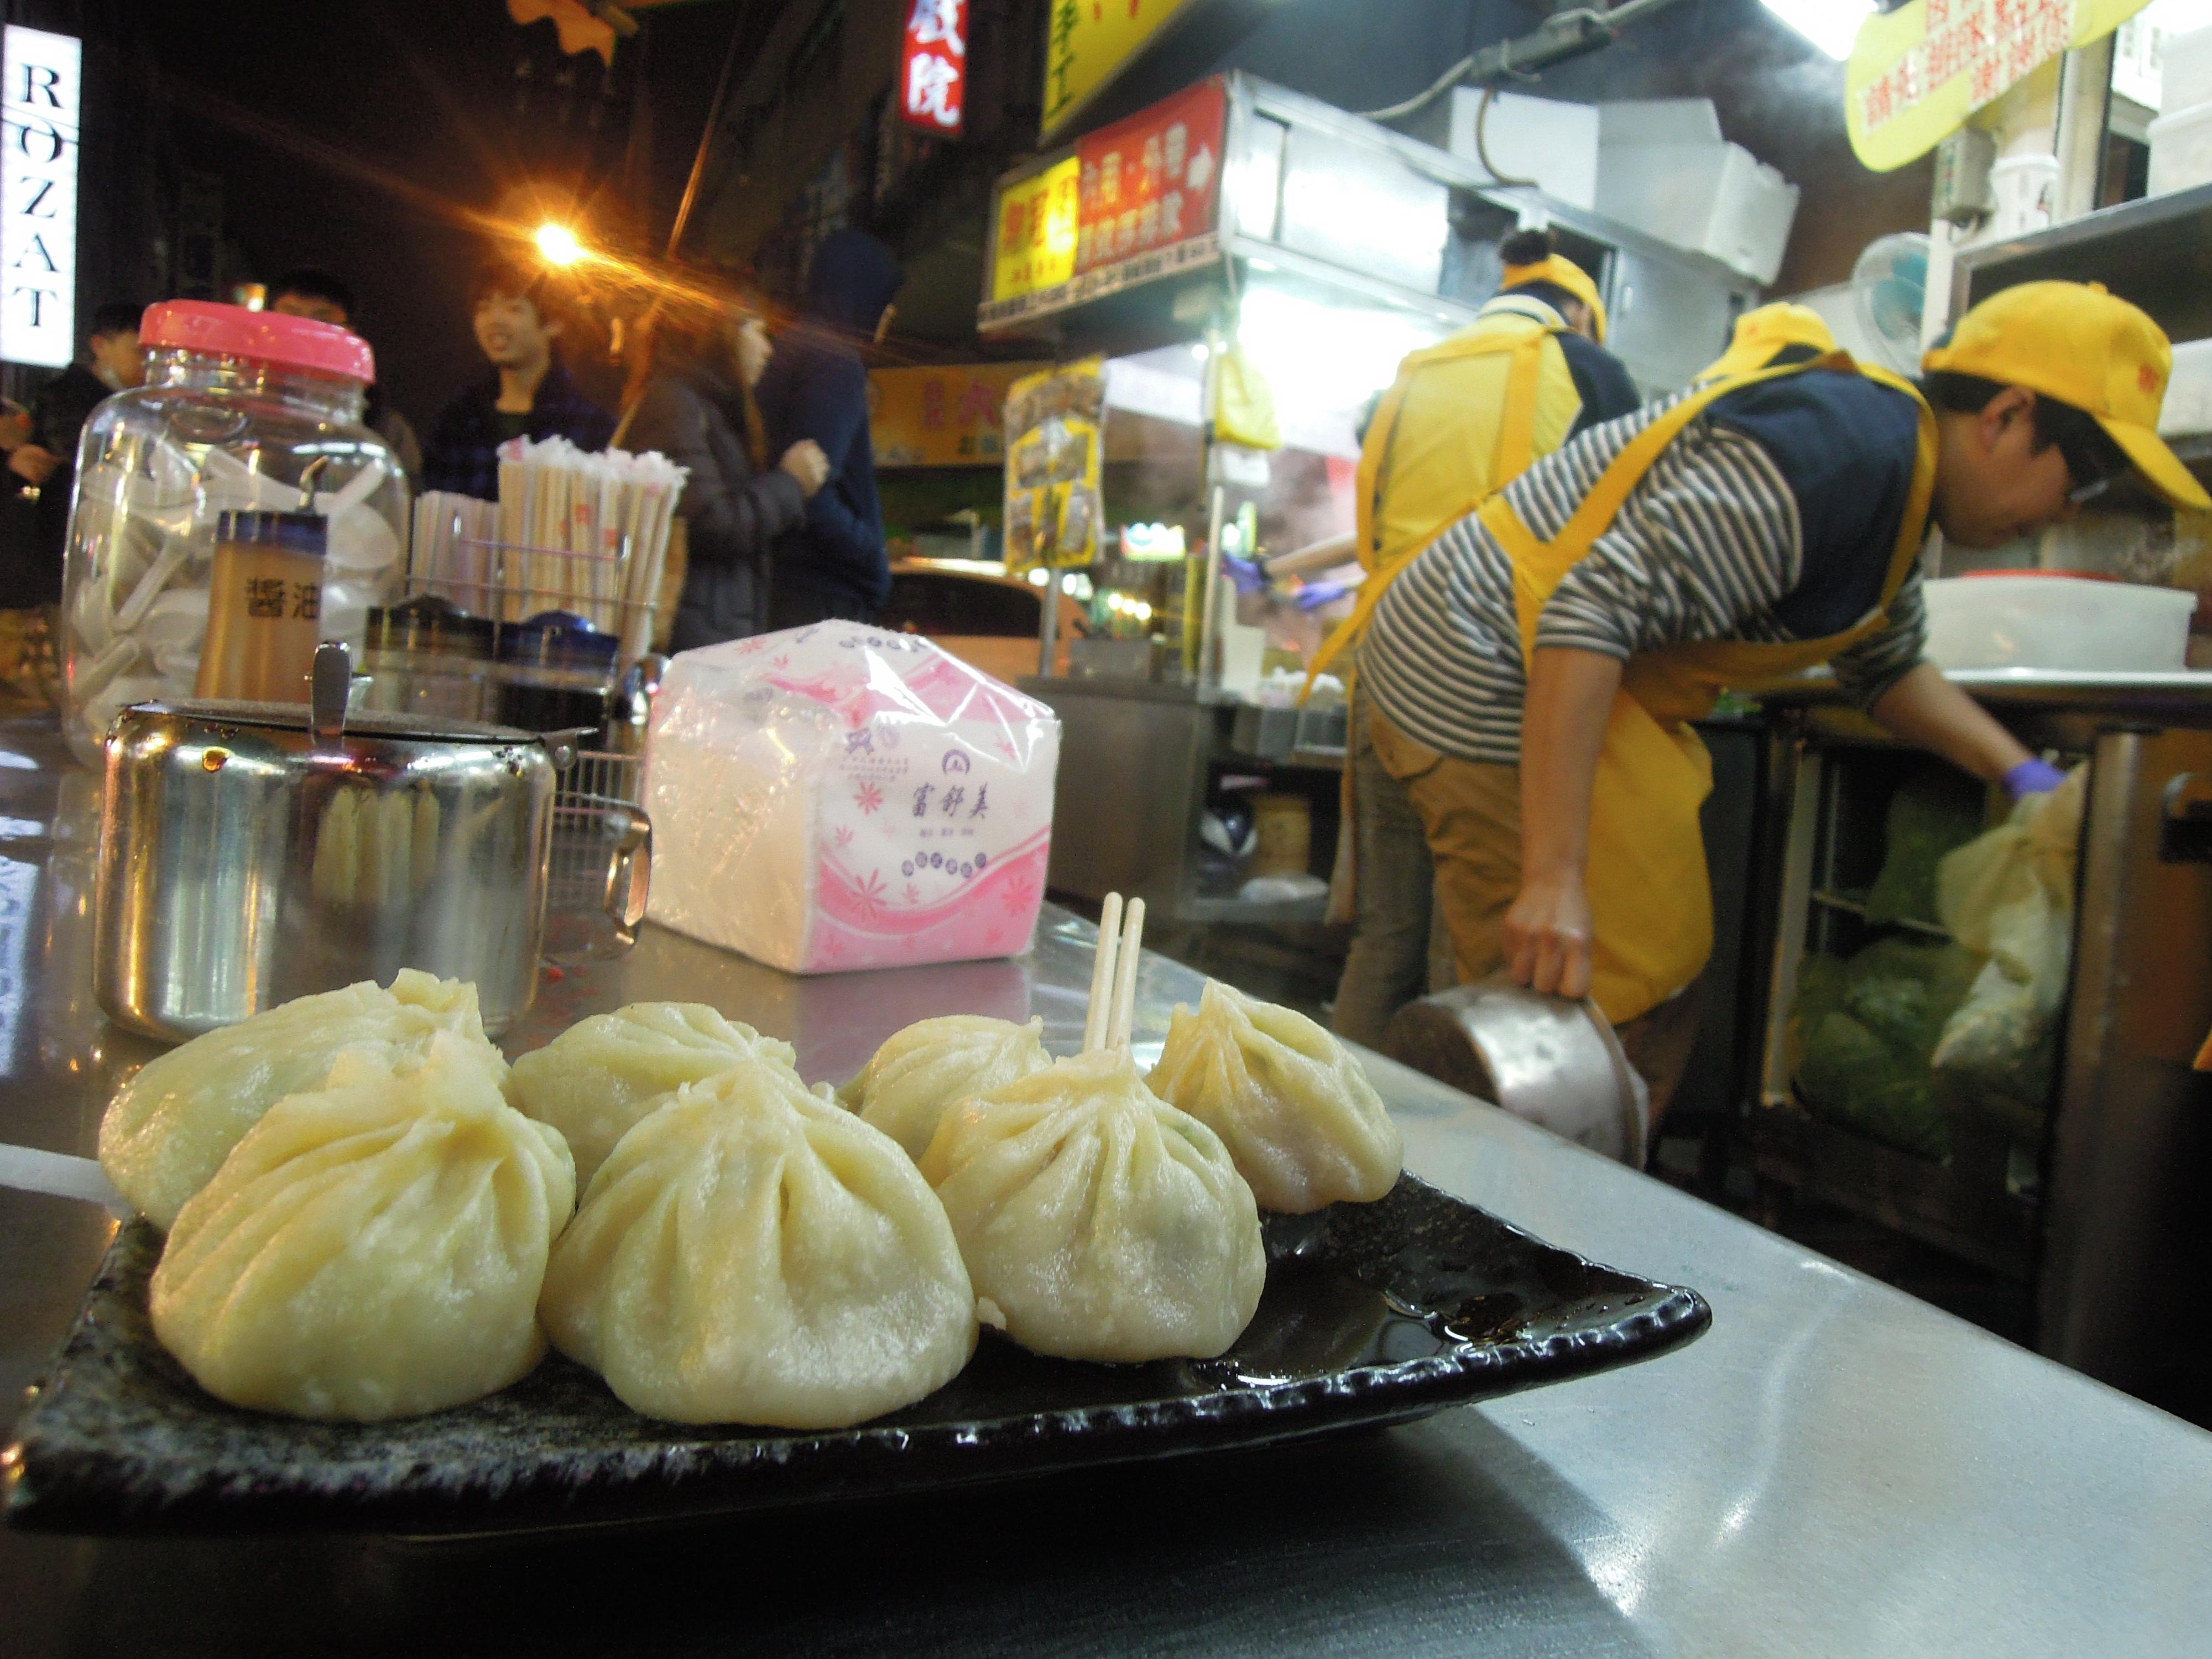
618 291 832 649
753 228 904 628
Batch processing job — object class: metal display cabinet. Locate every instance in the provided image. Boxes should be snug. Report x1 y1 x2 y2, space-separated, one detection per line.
1019 675 1342 928
1952 179 2212 348
1750 681 2212 1413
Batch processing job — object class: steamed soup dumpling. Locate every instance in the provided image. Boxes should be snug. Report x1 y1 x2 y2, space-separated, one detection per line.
506 1001 799 1186
100 969 507 1231
150 1032 575 1422
540 1058 978 1428
839 1015 1052 1160
920 1048 1266 1363
1147 980 1402 1214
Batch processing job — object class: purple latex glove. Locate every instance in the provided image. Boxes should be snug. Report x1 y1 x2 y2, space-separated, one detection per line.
1222 554 1269 595
2004 758 2067 800
1295 581 1352 610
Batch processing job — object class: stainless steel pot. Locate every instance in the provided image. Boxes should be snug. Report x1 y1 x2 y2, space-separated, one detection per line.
95 643 649 1042
1385 975 1651 1166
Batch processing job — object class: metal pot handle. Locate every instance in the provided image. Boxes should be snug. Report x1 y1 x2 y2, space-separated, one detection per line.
310 640 351 746
602 805 652 946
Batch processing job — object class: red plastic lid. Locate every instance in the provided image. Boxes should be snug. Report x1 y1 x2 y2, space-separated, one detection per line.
137 300 375 385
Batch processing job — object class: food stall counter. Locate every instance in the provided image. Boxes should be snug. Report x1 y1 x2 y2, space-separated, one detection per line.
0 707 2205 1656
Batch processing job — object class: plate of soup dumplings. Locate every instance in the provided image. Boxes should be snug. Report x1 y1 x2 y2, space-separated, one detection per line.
4 902 1709 1536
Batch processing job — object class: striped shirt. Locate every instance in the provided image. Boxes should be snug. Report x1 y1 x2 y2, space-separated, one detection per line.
1363 369 1927 766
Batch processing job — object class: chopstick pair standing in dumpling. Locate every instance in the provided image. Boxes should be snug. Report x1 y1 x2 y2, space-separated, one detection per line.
856 893 1404 1366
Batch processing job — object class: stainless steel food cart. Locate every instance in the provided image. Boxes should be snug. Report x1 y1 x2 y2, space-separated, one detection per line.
1 706 2206 1656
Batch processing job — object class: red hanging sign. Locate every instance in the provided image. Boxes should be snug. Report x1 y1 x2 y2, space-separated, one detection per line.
899 0 967 137
1073 77 1225 274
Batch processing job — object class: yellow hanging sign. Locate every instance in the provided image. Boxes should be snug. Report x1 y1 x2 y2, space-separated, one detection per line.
870 362 1051 468
1042 0 1198 139
991 155 1081 306
1846 0 2156 173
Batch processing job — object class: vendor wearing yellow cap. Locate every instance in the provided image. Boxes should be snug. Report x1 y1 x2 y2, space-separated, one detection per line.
1328 228 1641 1048
1358 280 2208 1118
1697 302 1837 382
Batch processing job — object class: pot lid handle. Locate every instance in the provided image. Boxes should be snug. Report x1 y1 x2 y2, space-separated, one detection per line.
311 640 351 744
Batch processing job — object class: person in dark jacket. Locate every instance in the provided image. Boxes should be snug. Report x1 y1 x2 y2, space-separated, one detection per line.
753 228 904 627
422 259 615 500
622 293 831 649
268 267 424 486
1 302 144 610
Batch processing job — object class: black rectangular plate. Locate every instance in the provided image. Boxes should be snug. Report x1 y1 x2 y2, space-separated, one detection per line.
4 1176 1709 1536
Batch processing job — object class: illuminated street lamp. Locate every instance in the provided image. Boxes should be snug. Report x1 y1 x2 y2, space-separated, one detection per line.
535 222 586 266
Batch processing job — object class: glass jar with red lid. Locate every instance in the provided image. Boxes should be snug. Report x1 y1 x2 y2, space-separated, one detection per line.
59 299 409 762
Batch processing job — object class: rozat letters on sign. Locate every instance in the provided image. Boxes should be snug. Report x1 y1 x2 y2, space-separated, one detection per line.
1 25 80 368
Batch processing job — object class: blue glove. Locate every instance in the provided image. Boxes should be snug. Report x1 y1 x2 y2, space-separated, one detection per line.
2004 758 2067 800
1222 554 1269 596
1295 581 1352 611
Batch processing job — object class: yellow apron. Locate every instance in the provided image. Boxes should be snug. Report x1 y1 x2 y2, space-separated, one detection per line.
1485 351 1937 1024
1313 310 1574 681
1318 311 1578 926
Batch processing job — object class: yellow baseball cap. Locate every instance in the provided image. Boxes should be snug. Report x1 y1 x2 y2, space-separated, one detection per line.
1501 252 1608 343
1923 280 2210 511
1697 302 1838 383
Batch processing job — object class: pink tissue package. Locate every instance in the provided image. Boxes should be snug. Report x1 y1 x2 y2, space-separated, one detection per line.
643 622 1062 974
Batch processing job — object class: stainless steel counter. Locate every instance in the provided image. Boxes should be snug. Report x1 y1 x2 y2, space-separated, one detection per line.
2 708 2208 1656
1754 666 2212 718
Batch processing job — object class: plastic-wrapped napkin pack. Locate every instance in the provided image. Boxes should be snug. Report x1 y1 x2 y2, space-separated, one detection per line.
643 623 1061 973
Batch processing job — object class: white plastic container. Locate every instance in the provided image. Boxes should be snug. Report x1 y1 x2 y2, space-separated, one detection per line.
1593 137 1800 284
2161 24 2212 113
2158 337 2212 437
1922 576 2198 672
2148 100 2212 196
1989 153 2058 238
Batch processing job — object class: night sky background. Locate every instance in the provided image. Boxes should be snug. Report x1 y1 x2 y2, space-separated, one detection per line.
127 0 737 428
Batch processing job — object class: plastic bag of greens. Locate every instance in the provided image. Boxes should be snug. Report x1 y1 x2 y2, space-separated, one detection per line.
1865 767 1987 927
1929 766 2087 1112
1792 938 1978 1160
1798 1010 1950 1161
1844 936 1981 1059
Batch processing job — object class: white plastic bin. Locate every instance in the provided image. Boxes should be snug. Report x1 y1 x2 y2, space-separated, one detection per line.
2161 24 2212 113
2149 100 2212 196
1593 139 1799 285
1922 576 2198 673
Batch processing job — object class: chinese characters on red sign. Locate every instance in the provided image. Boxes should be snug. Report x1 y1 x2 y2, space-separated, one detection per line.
1073 76 1225 273
1860 0 2075 134
900 0 967 136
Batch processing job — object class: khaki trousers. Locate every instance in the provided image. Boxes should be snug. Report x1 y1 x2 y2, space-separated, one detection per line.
1366 703 1707 1128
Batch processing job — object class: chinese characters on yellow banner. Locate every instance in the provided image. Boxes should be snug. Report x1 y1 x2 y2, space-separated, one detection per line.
1044 0 1197 138
1846 0 2154 171
992 156 1080 307
870 362 1050 467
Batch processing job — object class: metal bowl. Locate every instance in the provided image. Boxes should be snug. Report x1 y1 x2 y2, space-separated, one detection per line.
1384 975 1650 1166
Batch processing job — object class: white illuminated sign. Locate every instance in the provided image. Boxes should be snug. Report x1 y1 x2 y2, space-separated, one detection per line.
1 26 80 369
